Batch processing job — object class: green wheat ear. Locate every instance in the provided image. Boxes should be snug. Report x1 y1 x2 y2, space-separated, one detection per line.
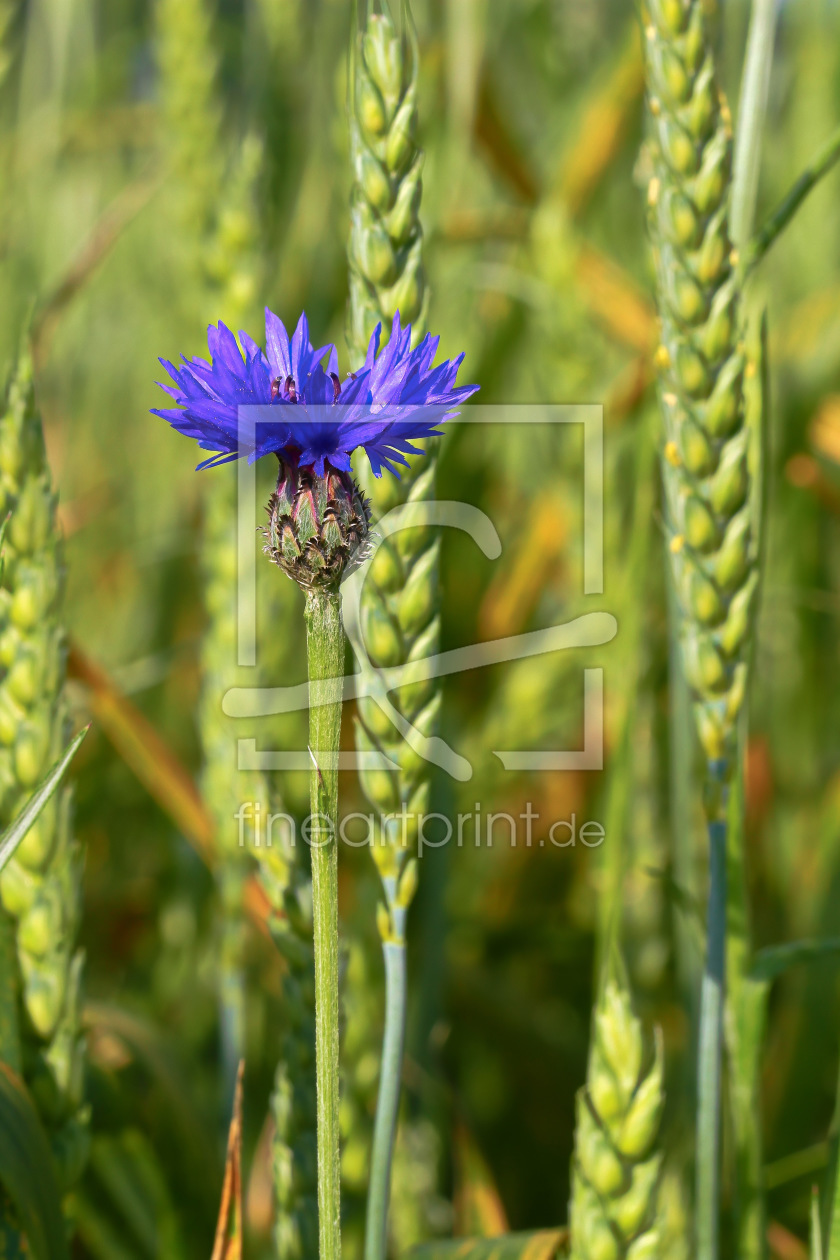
347 4 428 360
348 2 436 941
643 0 756 768
569 968 664 1260
0 344 89 1190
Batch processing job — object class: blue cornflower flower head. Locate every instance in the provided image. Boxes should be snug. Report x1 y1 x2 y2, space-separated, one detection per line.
153 308 477 477
154 309 477 590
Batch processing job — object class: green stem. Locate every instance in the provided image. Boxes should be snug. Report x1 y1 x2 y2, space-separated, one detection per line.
829 1155 840 1260
669 576 700 1056
731 0 778 251
218 864 246 1113
365 936 407 1260
305 589 345 1260
744 124 840 276
696 783 728 1260
725 741 767 1260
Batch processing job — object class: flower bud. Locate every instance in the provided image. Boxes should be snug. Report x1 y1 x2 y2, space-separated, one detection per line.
384 154 423 245
675 342 710 397
687 633 728 694
657 116 698 175
397 857 418 909
11 563 56 630
397 537 439 638
714 510 750 591
627 1230 660 1260
612 1154 662 1238
683 495 718 551
368 537 403 594
356 693 395 742
18 885 64 958
0 857 36 917
651 43 690 104
699 351 744 437
354 718 400 815
648 0 689 36
689 569 724 626
356 71 387 138
690 128 730 214
709 442 748 516
396 617 439 718
8 640 46 706
352 203 397 287
385 91 417 173
577 1097 626 1197
363 592 403 667
15 717 50 787
661 188 700 247
684 61 715 140
597 983 643 1099
23 962 65 1039
693 207 729 286
617 1037 664 1158
700 285 736 363
355 145 392 213
380 239 424 325
363 14 403 115
719 578 756 657
10 479 53 555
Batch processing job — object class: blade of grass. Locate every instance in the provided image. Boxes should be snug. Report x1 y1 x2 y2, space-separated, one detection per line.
731 0 779 250
743 125 840 276
0 1063 69 1260
210 1060 243 1260
0 724 89 872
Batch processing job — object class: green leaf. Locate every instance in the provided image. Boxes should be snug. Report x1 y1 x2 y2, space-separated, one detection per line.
407 1229 568 1260
750 939 840 984
0 1062 69 1260
0 724 89 873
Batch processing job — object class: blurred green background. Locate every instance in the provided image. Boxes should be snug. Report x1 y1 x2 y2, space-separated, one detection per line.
2 0 840 1256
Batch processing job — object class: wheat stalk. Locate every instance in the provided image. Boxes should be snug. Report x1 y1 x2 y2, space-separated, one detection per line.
347 7 442 1258
642 1 763 1253
0 344 88 1191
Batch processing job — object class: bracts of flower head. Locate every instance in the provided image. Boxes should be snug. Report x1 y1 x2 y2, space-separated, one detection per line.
0 345 89 1211
154 307 476 1260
